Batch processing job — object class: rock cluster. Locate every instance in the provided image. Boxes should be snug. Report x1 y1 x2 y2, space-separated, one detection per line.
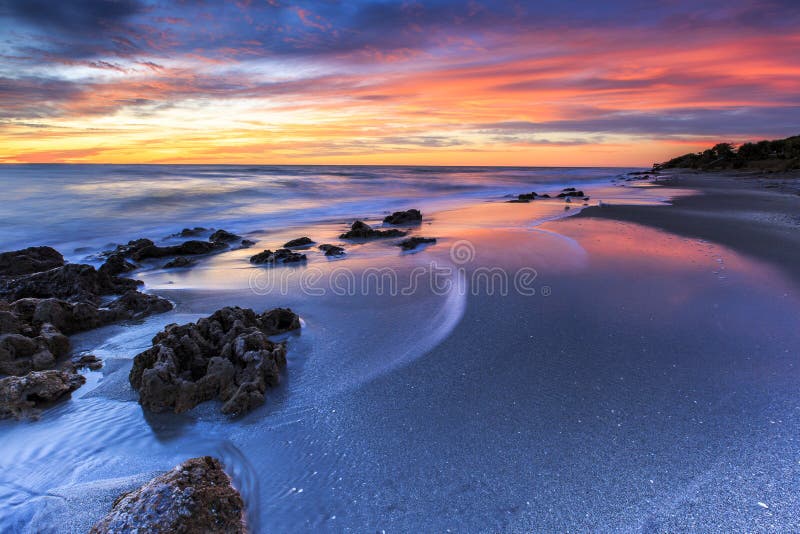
130 306 300 415
318 244 345 256
249 249 307 265
383 209 422 225
90 456 246 534
0 246 64 277
340 220 407 239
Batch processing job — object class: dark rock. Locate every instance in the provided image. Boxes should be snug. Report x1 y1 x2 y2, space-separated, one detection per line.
517 192 538 201
132 240 227 261
90 456 245 534
99 254 137 277
106 290 173 321
283 237 314 248
539 194 551 198
562 187 577 192
240 239 256 248
340 220 407 239
110 239 155 258
176 227 208 238
67 354 103 372
12 297 103 334
250 249 307 265
130 306 300 415
0 263 141 305
163 256 195 269
557 190 585 198
209 229 241 243
0 370 85 419
0 332 55 375
318 244 345 256
0 246 64 277
397 237 437 250
383 209 422 225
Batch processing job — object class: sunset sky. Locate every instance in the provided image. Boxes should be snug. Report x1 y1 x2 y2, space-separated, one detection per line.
1 0 799 166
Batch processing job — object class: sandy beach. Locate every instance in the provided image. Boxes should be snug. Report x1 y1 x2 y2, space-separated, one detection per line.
1 167 799 532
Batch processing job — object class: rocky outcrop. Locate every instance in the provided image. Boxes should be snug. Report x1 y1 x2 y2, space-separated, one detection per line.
557 188 585 198
397 237 437 250
209 229 241 243
130 307 300 415
99 254 138 277
106 290 174 320
175 227 208 238
283 237 314 248
132 240 228 261
89 456 246 534
110 239 155 258
0 246 64 277
0 370 85 420
383 209 422 225
318 244 345 256
249 249 306 265
340 221 407 239
0 263 141 305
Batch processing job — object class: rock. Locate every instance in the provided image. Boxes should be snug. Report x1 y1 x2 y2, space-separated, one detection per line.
318 244 345 256
67 354 103 372
209 230 241 243
0 370 85 420
283 237 314 248
106 290 174 321
557 190 585 198
249 249 307 265
539 194 551 198
163 256 195 269
130 306 300 415
132 240 227 261
89 456 245 534
240 239 256 249
175 227 208 238
383 209 422 225
397 237 437 251
110 238 155 258
0 246 65 277
0 263 141 305
517 192 537 201
340 220 407 239
562 187 576 192
0 308 24 335
99 254 138 277
13 297 103 334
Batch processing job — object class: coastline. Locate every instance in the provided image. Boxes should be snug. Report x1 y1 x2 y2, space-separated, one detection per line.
575 170 800 283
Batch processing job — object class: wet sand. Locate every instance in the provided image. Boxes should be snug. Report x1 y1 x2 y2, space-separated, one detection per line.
3 172 800 532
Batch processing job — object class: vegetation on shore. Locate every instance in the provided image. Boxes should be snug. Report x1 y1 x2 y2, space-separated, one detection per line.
654 135 800 171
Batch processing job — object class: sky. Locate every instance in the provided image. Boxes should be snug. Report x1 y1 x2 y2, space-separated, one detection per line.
0 0 799 166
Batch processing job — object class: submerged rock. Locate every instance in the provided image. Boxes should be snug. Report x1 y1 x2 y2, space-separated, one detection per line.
517 192 538 201
0 246 64 277
283 236 314 248
90 456 246 534
383 209 422 225
209 229 241 243
397 237 437 251
340 220 407 239
110 238 155 258
130 306 300 415
67 354 103 372
106 290 173 321
249 249 306 265
557 190 585 198
0 370 85 420
163 256 195 269
240 239 256 249
175 227 208 238
318 244 345 256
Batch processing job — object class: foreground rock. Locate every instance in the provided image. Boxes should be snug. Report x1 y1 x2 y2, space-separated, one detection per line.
130 306 300 415
340 220 407 239
0 370 85 419
283 236 314 248
318 244 345 256
0 246 64 277
383 209 422 225
131 240 228 261
397 237 437 250
249 249 306 265
90 456 246 534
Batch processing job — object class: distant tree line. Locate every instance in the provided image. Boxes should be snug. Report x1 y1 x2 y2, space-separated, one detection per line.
654 135 800 171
